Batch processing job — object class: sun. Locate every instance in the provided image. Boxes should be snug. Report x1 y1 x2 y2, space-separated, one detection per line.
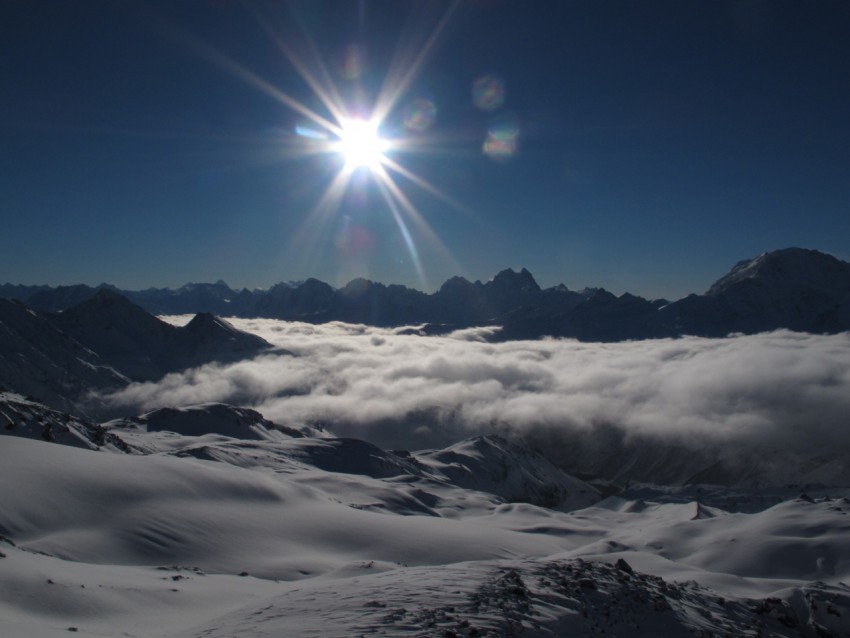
333 118 389 171
198 1 467 287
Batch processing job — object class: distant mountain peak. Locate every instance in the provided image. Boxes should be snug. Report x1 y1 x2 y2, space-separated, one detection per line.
177 280 234 294
340 277 380 297
182 312 267 343
301 277 334 289
88 286 129 303
489 267 541 293
438 275 477 294
181 312 271 349
184 311 223 329
707 248 850 296
4 247 850 344
65 288 159 323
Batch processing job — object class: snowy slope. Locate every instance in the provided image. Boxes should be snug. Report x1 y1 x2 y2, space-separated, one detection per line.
3 431 850 637
0 298 128 415
107 403 309 442
0 436 568 578
707 248 850 298
102 406 594 513
0 391 130 451
168 557 850 638
416 434 599 511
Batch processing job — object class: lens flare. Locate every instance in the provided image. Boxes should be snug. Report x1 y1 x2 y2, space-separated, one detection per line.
472 74 506 111
403 98 437 132
295 121 329 141
483 121 519 159
339 44 366 80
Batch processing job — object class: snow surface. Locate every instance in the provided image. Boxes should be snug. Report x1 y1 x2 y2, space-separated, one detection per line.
4 417 850 636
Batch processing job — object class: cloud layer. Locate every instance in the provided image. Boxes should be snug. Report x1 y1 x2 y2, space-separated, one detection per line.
102 319 850 460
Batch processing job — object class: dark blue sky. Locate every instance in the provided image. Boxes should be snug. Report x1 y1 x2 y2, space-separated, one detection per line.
2 0 849 299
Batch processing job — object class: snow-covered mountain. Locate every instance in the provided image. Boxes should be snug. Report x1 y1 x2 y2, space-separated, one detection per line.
660 248 850 336
0 390 597 516
7 247 848 340
52 288 272 383
0 390 130 451
51 288 182 381
171 311 275 370
4 401 850 636
0 298 128 415
0 290 273 416
416 434 599 511
106 402 311 446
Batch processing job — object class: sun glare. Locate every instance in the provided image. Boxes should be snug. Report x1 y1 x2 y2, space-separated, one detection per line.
334 118 388 170
213 1 467 287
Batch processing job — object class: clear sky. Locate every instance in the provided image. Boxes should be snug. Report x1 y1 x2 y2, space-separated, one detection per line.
2 0 849 300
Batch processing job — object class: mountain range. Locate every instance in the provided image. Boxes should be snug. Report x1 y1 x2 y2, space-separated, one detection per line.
2 246 848 423
4 247 850 340
0 289 272 417
4 250 850 636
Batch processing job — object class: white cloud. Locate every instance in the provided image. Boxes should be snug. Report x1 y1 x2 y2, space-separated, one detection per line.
102 322 850 456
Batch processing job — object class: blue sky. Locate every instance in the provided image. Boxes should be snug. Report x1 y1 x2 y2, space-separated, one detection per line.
2 0 849 300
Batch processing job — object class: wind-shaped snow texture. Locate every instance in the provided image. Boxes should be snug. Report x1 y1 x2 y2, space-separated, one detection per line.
3 413 850 637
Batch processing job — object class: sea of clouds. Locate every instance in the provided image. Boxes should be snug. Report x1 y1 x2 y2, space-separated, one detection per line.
101 319 850 468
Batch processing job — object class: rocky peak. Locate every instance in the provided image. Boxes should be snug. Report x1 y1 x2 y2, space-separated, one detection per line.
488 268 541 294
